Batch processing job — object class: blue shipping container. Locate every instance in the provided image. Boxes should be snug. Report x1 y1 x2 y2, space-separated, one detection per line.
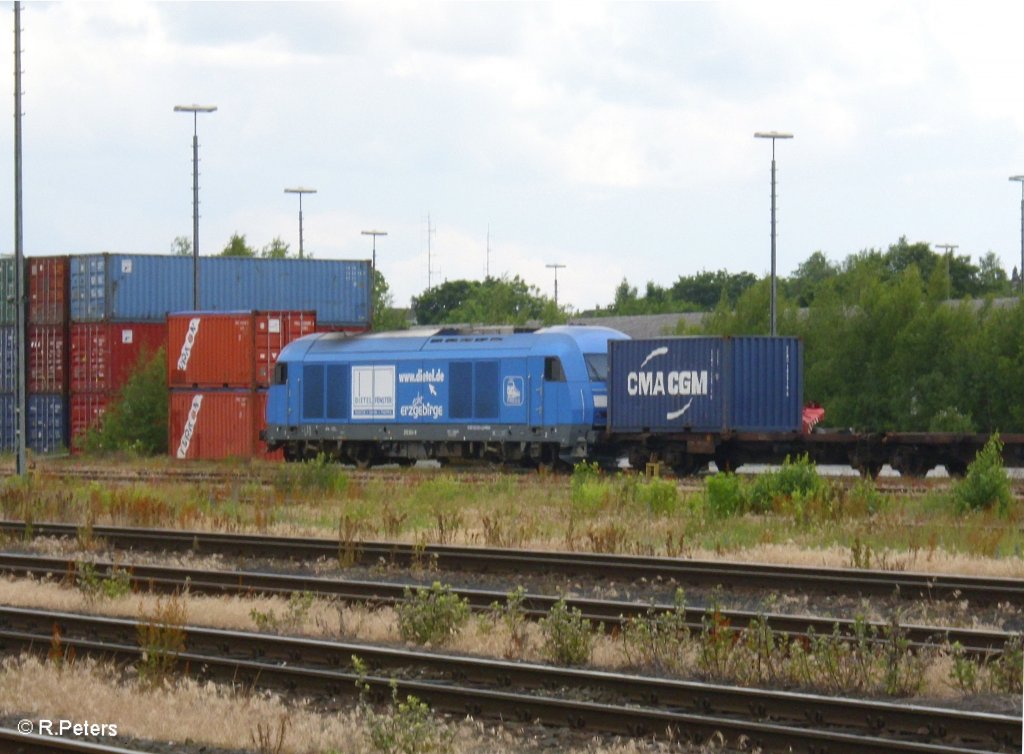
608 336 802 433
198 258 371 326
70 254 193 322
0 393 68 453
70 254 372 327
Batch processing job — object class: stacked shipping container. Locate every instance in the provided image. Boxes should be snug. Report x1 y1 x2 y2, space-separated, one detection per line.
0 253 370 455
0 257 72 453
167 311 316 460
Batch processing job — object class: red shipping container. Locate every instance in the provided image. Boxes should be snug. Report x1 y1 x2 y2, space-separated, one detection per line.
29 256 70 325
169 389 258 460
70 392 110 453
70 322 167 394
255 311 316 388
28 324 68 393
168 311 316 389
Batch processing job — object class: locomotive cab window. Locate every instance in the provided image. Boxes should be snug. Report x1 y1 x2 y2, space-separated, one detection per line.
544 357 566 382
273 362 288 386
584 354 608 382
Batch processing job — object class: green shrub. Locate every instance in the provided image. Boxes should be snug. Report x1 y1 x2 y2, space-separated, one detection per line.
747 454 824 514
570 461 606 515
82 347 167 455
397 582 470 646
353 657 454 754
76 562 131 601
636 477 679 514
539 599 597 666
953 434 1012 515
704 472 745 518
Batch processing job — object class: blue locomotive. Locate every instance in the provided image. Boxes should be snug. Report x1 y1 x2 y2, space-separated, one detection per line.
263 325 629 467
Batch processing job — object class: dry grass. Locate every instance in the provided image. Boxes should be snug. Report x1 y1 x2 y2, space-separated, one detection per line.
0 654 729 754
0 575 988 701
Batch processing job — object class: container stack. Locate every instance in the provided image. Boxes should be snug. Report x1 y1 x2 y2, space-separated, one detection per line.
68 254 184 451
0 256 73 453
167 310 316 460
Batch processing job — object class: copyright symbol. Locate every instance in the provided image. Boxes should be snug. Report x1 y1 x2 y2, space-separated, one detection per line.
16 719 32 734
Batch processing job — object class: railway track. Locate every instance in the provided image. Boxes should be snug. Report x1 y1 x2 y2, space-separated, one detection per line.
0 605 1018 753
3 521 1021 607
0 551 1012 657
8 459 1024 494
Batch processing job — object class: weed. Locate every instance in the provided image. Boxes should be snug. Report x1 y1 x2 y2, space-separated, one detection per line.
988 635 1023 694
338 514 365 568
636 477 679 514
353 656 455 754
489 586 530 659
250 714 289 754
539 599 597 666
849 536 873 569
75 562 132 602
47 622 74 668
570 461 606 515
586 521 628 553
704 472 745 518
954 434 1013 515
136 594 188 688
397 582 470 646
696 596 736 680
621 588 690 674
948 642 979 693
250 591 316 634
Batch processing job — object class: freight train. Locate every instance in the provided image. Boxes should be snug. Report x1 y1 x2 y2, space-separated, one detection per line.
262 325 1024 476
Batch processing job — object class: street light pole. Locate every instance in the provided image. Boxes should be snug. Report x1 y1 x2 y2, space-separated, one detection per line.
285 187 317 259
1010 176 1024 296
174 104 217 309
754 131 794 337
361 229 388 278
934 243 958 288
546 263 566 308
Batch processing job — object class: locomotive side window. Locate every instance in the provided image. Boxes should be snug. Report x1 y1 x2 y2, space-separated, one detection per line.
326 364 348 419
544 357 566 382
474 361 499 418
451 361 473 419
303 364 325 419
273 362 288 385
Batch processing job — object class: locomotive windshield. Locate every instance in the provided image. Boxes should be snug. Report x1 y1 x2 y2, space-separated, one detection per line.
584 353 609 382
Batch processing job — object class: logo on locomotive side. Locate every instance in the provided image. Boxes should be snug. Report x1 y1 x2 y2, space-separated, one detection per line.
176 317 201 371
400 393 444 419
503 376 524 407
352 365 396 419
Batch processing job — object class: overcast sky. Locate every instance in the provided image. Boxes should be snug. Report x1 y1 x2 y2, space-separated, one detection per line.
2 2 1023 311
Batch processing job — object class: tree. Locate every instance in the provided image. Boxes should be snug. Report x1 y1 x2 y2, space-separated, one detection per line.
220 233 255 257
786 251 838 306
412 280 479 324
260 237 292 259
371 270 408 331
82 348 168 455
170 236 192 256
